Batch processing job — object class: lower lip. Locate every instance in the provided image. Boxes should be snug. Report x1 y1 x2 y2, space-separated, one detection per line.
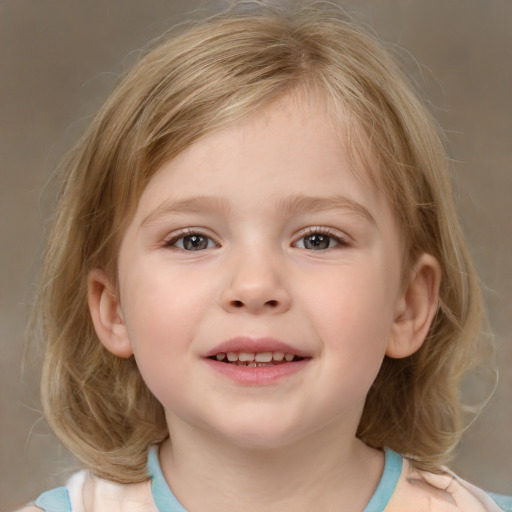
204 358 310 385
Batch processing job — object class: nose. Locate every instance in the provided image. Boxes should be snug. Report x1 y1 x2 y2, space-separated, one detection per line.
220 250 292 314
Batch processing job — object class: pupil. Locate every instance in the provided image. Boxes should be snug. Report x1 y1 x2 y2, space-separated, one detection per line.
183 235 207 250
305 234 329 250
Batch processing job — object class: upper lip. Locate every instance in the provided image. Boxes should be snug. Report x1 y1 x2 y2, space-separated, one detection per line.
204 337 310 358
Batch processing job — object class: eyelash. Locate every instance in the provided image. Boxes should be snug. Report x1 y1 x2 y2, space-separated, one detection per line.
163 227 350 252
163 229 218 251
293 227 350 250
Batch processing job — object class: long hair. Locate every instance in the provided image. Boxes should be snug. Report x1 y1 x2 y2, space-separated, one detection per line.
34 1 487 482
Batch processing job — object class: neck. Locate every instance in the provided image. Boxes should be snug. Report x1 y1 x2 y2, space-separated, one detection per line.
159 419 384 512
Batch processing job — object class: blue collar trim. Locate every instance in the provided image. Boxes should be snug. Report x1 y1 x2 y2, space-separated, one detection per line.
148 445 402 512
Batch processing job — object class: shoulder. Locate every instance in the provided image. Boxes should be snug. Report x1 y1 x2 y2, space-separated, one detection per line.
23 470 155 512
385 457 512 512
21 484 73 512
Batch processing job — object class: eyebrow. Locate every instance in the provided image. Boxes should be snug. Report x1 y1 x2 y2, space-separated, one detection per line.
141 196 231 227
141 193 375 227
275 194 376 225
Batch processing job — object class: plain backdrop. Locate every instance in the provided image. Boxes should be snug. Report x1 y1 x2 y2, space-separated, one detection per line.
1 1 511 509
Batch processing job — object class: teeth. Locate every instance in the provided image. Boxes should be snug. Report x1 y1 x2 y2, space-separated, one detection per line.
255 352 273 363
214 351 298 363
272 352 285 362
238 352 255 362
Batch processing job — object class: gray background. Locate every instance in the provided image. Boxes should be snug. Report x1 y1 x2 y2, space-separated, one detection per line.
1 1 511 509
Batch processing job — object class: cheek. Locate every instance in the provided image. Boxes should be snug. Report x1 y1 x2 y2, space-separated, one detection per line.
306 266 396 341
121 265 205 342
303 268 396 387
119 271 201 390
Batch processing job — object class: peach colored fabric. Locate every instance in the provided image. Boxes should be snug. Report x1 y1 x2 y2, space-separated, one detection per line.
25 455 507 511
385 458 503 511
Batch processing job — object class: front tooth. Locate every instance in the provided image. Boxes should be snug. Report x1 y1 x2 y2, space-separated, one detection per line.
272 352 284 362
227 352 238 362
255 352 272 363
239 352 255 362
284 353 294 362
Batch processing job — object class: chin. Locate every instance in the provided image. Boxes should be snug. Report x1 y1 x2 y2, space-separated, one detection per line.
212 418 309 451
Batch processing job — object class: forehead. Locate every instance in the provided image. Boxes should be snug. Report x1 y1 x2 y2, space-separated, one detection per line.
132 93 389 224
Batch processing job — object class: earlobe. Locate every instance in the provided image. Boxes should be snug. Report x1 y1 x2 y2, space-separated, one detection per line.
87 268 134 358
386 253 441 359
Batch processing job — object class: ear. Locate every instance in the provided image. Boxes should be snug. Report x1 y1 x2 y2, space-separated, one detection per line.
386 253 441 359
87 268 133 358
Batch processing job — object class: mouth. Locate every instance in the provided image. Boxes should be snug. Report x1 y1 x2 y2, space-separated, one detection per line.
208 351 305 367
203 337 310 383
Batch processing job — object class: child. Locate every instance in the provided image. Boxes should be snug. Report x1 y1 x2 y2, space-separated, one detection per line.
18 2 511 511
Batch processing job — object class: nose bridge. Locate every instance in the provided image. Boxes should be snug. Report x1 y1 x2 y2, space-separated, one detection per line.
221 242 291 313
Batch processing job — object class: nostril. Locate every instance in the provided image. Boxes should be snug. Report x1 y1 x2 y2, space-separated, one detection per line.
229 299 279 308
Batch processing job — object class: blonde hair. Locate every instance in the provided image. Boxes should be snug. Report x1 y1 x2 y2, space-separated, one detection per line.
34 1 487 482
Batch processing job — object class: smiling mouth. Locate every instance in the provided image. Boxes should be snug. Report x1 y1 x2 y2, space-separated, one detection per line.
209 351 305 367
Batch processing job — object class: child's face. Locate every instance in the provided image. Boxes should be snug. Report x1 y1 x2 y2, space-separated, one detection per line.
101 95 412 449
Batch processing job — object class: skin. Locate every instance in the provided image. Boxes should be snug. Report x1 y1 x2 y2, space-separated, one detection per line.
89 94 440 512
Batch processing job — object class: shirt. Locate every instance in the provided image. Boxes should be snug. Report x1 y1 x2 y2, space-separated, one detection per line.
28 447 512 512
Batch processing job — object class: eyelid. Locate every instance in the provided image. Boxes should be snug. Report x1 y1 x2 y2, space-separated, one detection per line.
292 226 352 248
163 228 220 249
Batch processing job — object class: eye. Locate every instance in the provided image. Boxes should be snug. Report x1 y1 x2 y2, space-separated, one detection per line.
293 229 347 250
165 231 217 251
